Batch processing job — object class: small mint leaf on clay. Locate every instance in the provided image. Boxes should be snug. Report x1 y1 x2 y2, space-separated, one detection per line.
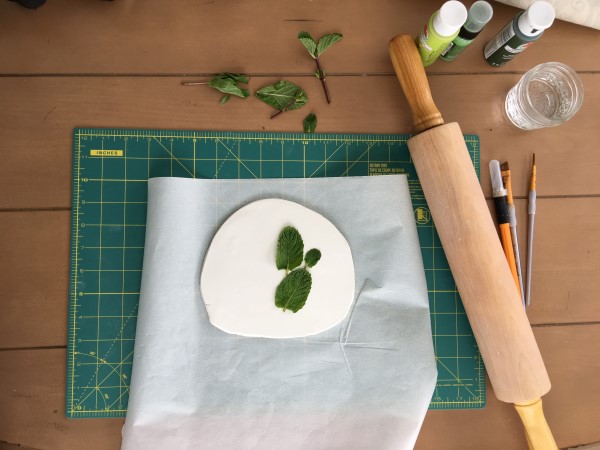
304 248 321 267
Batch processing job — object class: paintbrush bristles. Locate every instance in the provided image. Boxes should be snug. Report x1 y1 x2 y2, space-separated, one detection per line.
500 161 514 204
530 154 537 191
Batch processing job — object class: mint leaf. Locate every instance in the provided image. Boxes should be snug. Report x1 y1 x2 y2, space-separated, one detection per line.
218 73 249 84
316 33 343 56
207 73 250 102
298 31 317 57
303 113 317 133
209 77 249 98
275 268 312 313
276 226 304 271
304 248 321 267
256 80 308 114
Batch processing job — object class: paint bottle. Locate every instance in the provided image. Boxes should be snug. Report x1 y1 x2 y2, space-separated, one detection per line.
440 1 493 62
416 1 468 67
484 1 555 67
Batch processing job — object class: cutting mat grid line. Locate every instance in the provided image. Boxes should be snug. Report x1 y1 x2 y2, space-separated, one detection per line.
67 128 484 418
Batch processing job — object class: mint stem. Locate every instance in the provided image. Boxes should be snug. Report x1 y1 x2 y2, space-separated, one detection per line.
314 57 331 104
270 98 298 119
271 109 285 119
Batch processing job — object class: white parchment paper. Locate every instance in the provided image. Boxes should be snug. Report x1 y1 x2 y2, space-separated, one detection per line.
121 176 437 450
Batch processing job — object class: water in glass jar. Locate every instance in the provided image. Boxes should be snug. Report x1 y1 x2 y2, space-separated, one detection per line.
505 63 583 130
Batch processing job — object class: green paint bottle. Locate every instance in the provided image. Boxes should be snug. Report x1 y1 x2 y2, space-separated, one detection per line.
416 1 468 67
441 1 493 62
484 1 555 67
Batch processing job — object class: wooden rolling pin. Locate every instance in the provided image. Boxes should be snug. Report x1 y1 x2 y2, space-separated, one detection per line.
388 34 556 449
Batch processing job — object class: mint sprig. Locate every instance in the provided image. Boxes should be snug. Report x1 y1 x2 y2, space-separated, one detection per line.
274 226 321 313
298 31 343 104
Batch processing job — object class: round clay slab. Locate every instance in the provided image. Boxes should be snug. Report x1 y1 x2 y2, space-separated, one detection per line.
200 199 355 338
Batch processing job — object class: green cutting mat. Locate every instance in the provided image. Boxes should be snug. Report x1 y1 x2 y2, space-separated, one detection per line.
67 128 485 418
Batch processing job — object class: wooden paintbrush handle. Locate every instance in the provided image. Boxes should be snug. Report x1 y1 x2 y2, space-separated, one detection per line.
388 34 444 133
499 223 521 292
515 399 558 450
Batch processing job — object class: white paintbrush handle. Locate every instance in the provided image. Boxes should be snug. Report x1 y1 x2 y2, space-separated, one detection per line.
526 190 536 307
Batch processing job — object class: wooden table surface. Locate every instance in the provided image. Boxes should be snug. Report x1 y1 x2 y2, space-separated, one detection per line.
1 0 599 449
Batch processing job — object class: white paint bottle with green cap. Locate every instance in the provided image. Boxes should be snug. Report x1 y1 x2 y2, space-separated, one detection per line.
440 1 494 62
416 0 468 67
484 1 555 67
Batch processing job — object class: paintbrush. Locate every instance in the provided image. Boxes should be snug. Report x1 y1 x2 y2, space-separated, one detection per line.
526 154 537 307
501 161 525 307
490 160 520 292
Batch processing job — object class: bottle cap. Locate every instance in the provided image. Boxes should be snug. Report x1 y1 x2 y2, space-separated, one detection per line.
518 1 555 36
433 1 468 37
464 1 494 33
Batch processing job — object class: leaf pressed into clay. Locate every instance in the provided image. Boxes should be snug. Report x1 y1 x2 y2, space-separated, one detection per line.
304 248 321 267
275 268 313 313
276 226 304 271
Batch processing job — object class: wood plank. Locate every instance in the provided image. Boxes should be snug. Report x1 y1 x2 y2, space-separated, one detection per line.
1 325 598 450
1 198 598 349
0 442 38 450
0 74 598 210
0 349 123 450
485 198 600 326
0 0 598 75
514 199 600 325
0 211 69 350
567 445 600 450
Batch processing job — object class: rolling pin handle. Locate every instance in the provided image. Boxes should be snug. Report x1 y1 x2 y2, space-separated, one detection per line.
388 34 444 133
514 398 558 450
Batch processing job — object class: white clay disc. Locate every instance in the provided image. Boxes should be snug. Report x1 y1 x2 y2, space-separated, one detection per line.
200 199 355 338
